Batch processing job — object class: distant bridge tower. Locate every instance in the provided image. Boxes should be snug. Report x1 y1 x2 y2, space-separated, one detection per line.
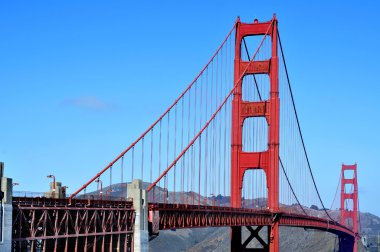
340 163 359 252
231 15 279 252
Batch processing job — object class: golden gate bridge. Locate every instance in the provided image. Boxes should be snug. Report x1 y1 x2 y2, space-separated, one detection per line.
10 15 360 252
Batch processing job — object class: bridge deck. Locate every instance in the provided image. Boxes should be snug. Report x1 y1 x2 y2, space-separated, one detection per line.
148 203 354 238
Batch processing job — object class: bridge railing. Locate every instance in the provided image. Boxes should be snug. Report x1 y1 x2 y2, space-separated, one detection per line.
13 191 45 198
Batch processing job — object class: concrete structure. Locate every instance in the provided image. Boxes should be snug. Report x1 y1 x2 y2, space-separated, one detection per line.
44 181 66 199
0 162 13 252
127 179 148 252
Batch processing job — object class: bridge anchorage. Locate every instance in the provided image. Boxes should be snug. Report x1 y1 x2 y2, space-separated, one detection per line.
8 15 362 252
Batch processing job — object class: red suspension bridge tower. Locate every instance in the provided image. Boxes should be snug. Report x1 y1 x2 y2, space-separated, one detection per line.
231 15 280 252
340 163 359 251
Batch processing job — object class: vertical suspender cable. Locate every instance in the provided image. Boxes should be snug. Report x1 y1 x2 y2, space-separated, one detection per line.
278 29 332 220
121 156 124 199
174 105 177 203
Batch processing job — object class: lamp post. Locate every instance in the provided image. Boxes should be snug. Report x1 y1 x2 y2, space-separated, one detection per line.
95 178 103 200
47 174 56 198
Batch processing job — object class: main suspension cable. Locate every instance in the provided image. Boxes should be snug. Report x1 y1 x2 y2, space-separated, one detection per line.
330 170 342 211
242 35 307 214
277 29 333 221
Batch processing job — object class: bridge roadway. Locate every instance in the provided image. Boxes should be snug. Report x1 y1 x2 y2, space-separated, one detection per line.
149 203 355 239
11 197 355 251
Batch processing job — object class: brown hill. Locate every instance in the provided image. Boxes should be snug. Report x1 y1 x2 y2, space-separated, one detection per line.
82 182 377 251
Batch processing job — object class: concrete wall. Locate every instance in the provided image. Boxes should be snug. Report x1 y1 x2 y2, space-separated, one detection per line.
127 179 149 252
1 203 12 252
0 162 13 252
44 181 66 199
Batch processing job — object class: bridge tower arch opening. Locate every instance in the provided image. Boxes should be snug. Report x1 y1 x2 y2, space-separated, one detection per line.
242 169 268 209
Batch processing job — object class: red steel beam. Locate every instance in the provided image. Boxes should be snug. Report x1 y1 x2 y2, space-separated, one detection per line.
12 197 135 252
149 203 355 239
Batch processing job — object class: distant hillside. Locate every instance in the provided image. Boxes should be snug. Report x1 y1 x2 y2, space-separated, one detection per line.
150 210 377 252
150 227 344 252
82 182 378 251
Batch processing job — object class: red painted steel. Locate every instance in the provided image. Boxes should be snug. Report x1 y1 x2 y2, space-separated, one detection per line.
148 203 355 237
12 197 135 252
341 163 359 251
231 15 279 251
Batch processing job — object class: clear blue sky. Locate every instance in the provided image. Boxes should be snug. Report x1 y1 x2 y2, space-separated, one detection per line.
1 1 379 215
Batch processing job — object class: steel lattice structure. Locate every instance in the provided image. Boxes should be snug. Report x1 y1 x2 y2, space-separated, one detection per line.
12 197 135 252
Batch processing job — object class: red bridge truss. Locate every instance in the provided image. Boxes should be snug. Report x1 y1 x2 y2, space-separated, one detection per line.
12 197 135 252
